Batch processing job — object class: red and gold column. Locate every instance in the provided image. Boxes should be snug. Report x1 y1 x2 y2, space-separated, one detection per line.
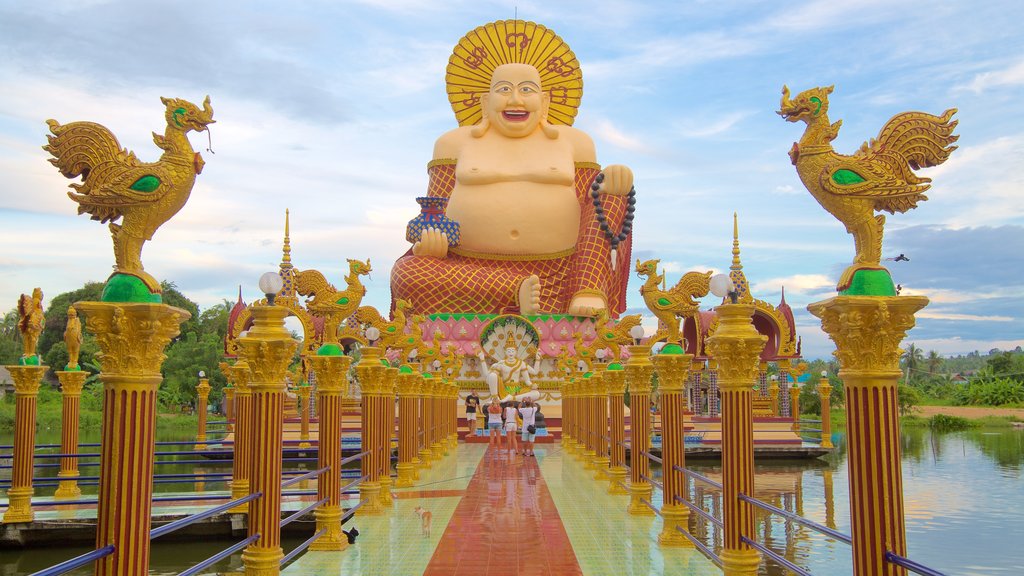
224 385 235 433
448 384 458 448
653 347 694 547
809 295 927 576
238 303 298 576
377 367 397 508
591 371 610 479
605 365 628 494
196 375 211 451
54 369 87 499
625 345 654 516
791 380 802 433
705 302 767 576
229 362 253 513
817 373 834 449
410 373 422 480
581 375 596 467
2 365 46 523
566 381 580 455
395 368 419 487
769 377 780 417
355 346 385 514
429 380 444 460
417 375 433 470
75 302 189 575
296 384 312 449
307 348 352 550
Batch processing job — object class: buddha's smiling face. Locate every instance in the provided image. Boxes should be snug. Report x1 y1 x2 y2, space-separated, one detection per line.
482 64 549 138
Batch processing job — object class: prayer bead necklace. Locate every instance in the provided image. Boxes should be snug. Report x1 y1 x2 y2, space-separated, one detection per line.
591 172 636 270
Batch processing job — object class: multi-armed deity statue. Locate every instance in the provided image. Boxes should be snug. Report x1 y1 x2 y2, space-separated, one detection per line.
391 20 635 318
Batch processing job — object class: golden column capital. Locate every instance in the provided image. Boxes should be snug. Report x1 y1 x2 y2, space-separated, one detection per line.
705 303 766 389
808 295 928 375
56 370 87 395
604 369 626 394
230 361 253 393
225 386 236 400
237 305 297 392
651 353 693 393
75 302 190 377
308 355 353 393
197 377 211 399
8 365 46 395
817 375 834 449
624 345 654 394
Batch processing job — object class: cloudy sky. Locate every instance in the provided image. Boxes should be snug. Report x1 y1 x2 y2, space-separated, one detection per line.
1 0 1021 359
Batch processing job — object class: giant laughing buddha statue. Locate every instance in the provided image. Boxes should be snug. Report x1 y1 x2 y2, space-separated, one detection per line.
390 20 635 318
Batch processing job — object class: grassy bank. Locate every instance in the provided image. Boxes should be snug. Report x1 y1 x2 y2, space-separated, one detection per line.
804 409 1019 432
0 402 201 433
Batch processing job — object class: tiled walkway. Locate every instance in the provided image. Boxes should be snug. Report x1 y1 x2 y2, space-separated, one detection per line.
285 443 720 575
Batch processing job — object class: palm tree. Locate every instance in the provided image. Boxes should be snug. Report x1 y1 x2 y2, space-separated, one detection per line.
926 350 942 377
902 343 924 383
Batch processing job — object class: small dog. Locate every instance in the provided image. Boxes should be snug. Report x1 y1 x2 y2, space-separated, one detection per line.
344 527 359 544
413 506 432 537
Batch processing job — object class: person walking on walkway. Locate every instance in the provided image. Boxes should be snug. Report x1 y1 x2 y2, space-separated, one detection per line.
486 397 503 453
518 397 539 456
466 389 480 437
504 400 521 459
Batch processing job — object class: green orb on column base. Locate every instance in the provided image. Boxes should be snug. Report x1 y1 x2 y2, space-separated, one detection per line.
101 273 162 303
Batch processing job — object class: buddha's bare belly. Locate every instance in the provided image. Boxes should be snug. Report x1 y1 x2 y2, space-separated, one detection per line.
446 181 580 255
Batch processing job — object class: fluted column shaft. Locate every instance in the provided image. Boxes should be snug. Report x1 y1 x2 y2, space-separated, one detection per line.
75 302 189 576
377 368 396 508
355 346 386 515
706 303 767 576
308 353 352 550
591 373 609 479
239 304 298 576
224 386 235 432
625 344 654 516
809 295 927 576
296 385 312 448
229 363 253 511
395 372 419 487
653 353 694 547
55 370 87 499
196 377 210 450
604 369 628 494
3 365 46 523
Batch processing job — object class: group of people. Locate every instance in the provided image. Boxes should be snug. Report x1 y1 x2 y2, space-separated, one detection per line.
465 391 540 459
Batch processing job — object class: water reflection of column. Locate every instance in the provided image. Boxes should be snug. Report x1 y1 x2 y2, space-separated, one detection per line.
605 367 628 494
706 302 766 576
240 304 297 575
625 344 654 516
712 490 722 553
55 370 87 499
653 350 693 547
3 365 46 523
694 485 708 540
229 362 253 513
809 295 927 576
75 302 189 574
823 468 835 529
308 351 351 550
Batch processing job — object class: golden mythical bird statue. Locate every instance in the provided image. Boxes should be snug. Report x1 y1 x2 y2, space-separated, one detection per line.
636 259 711 344
17 288 45 360
44 96 215 294
590 309 642 362
778 85 958 291
294 258 371 343
354 299 420 360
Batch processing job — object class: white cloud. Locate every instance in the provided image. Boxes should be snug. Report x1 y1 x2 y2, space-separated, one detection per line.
959 59 1024 93
750 274 834 295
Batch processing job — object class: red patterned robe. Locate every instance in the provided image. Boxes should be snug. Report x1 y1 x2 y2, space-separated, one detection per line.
391 160 632 317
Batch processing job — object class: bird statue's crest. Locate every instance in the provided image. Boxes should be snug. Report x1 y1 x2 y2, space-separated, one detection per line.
778 85 958 294
44 95 215 303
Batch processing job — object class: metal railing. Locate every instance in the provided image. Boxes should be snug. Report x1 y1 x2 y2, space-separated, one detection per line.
29 546 115 576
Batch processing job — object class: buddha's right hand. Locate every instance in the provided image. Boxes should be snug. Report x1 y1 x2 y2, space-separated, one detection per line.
412 227 448 258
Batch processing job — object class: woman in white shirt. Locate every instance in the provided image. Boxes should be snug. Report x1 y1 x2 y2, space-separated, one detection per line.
503 401 520 458
518 398 539 456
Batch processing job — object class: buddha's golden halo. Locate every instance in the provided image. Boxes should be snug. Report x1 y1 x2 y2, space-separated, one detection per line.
446 20 583 127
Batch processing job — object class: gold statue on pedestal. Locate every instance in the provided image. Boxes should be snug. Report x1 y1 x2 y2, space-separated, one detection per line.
44 96 215 298
64 307 83 370
17 288 44 363
778 85 958 292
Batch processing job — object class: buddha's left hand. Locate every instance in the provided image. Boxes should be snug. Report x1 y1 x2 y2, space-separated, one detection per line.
597 165 634 196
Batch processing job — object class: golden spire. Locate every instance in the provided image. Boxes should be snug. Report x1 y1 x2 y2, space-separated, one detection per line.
729 212 753 303
280 208 292 272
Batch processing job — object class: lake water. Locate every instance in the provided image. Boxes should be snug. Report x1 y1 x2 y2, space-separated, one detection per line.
3 425 1022 575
